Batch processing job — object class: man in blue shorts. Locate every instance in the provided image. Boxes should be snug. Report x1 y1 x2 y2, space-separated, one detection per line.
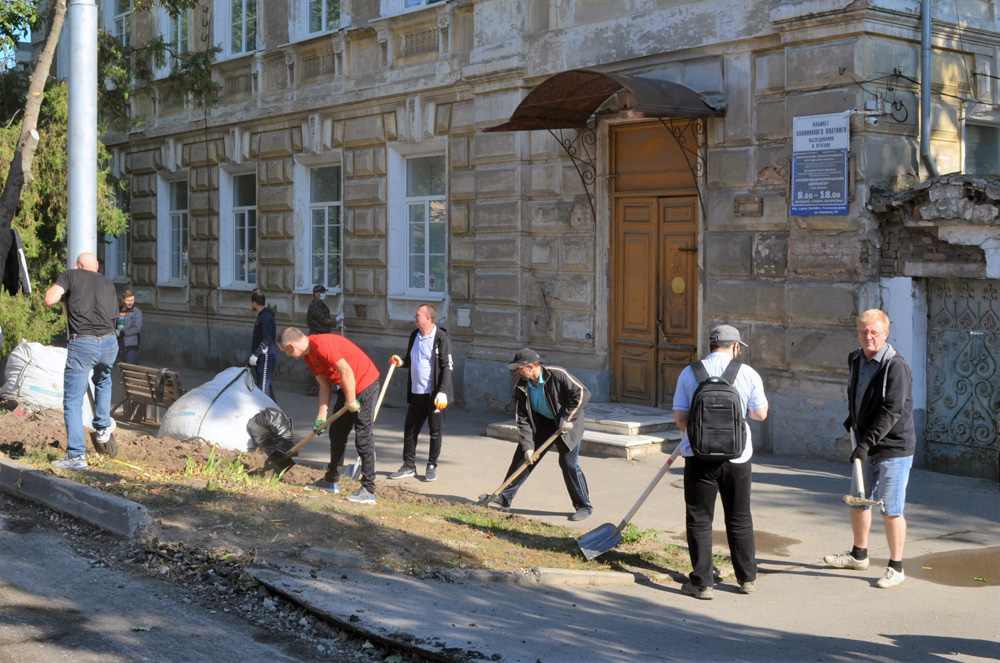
825 309 915 589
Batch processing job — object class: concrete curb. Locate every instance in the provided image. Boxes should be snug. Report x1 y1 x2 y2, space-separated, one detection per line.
0 456 152 538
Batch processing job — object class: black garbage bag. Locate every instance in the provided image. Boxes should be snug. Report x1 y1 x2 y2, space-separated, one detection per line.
247 408 294 456
0 440 25 460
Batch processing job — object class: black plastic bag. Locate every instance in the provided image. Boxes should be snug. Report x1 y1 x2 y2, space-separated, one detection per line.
247 408 293 455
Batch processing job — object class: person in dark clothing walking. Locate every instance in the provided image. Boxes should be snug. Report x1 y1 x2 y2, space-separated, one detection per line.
387 304 453 482
306 284 337 335
824 309 915 589
249 290 278 399
480 348 593 522
44 253 120 469
116 290 143 364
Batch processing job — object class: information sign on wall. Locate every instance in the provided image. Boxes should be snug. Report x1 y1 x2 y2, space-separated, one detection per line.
791 113 850 215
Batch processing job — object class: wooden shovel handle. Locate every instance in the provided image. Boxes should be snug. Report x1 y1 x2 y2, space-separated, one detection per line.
480 429 562 503
616 444 682 529
285 404 350 457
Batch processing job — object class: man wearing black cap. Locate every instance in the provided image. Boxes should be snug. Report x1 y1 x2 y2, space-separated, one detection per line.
672 325 769 600
307 285 336 336
480 348 593 521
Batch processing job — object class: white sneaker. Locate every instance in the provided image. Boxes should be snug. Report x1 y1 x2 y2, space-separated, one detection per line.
52 455 88 470
824 552 870 570
95 419 117 444
876 567 905 589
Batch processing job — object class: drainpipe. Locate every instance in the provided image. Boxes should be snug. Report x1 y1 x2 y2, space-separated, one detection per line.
920 0 939 178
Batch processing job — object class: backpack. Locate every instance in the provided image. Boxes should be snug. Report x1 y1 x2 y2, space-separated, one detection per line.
687 360 746 461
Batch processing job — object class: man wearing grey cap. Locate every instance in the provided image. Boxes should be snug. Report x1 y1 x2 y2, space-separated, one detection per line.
480 347 593 521
672 325 769 599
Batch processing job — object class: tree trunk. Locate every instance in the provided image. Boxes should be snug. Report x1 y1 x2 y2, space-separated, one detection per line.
0 0 68 236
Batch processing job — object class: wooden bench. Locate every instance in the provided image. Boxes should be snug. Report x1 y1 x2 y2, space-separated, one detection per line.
113 362 185 424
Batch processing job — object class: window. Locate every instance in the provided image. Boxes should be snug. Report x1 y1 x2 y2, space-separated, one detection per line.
404 0 445 8
168 10 189 61
104 232 131 280
230 0 257 54
310 166 342 288
405 155 446 294
169 181 189 280
113 0 131 47
232 174 257 285
965 124 1000 175
381 0 445 15
309 0 341 33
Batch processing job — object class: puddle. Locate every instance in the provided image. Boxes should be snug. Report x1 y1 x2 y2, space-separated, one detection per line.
906 547 1000 587
671 530 800 557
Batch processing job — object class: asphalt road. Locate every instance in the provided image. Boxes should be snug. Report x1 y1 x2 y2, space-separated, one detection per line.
0 493 320 663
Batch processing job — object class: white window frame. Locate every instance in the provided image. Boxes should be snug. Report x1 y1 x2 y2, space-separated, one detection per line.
293 157 343 292
156 175 189 284
215 0 258 58
220 167 258 289
379 0 446 17
104 232 131 281
112 0 131 47
155 7 189 77
387 140 448 301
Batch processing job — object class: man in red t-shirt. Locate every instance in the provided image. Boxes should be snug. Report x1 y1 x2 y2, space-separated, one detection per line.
277 327 380 504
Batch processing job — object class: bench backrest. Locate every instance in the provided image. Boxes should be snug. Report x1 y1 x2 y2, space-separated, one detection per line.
117 362 185 406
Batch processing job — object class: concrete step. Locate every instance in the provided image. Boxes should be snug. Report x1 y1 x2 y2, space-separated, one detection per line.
485 422 682 460
583 402 678 436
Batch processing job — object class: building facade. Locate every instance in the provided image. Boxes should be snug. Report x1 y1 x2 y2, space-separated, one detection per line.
92 0 1000 479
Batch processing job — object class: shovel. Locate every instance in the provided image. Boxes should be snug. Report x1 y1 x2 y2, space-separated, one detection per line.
577 444 682 560
476 429 562 506
87 384 118 459
266 404 350 475
346 361 396 480
843 431 882 508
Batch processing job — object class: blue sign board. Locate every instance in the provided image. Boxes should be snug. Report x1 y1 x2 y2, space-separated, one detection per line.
790 150 848 216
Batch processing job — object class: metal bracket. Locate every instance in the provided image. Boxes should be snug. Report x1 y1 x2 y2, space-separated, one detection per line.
658 117 709 221
548 116 598 224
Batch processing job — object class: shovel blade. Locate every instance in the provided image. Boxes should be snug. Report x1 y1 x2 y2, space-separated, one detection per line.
265 450 295 476
346 456 362 480
576 522 623 561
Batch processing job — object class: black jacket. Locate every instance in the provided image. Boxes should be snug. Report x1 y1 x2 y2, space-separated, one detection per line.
844 344 915 459
514 365 590 452
398 326 453 402
251 307 278 361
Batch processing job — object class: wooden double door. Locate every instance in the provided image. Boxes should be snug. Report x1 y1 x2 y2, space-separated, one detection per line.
611 195 698 408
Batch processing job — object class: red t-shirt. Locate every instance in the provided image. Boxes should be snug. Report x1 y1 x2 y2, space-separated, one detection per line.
305 334 379 394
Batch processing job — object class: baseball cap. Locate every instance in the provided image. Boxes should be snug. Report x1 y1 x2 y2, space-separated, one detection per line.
312 284 328 293
507 348 541 370
709 324 748 347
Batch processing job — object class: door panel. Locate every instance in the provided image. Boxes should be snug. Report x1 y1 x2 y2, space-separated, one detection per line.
657 198 698 408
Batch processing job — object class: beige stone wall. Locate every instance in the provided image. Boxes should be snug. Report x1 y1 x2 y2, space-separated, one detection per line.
107 0 1000 454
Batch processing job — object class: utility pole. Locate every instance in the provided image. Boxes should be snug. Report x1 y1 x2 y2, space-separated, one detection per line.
66 0 99 266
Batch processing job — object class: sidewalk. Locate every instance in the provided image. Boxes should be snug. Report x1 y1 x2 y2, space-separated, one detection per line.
140 368 1000 660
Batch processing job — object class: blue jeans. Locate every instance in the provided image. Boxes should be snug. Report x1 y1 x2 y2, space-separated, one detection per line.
63 335 119 458
500 415 592 511
853 454 913 517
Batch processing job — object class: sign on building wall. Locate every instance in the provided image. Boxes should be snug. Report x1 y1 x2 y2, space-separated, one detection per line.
791 113 850 216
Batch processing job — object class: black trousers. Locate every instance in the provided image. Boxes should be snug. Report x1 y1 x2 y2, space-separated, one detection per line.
499 414 591 511
324 381 380 494
684 456 756 587
402 393 445 468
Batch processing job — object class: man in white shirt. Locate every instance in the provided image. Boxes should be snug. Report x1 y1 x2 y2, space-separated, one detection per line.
388 304 453 482
672 325 769 600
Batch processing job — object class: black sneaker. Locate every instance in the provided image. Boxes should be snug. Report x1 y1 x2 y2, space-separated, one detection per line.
304 479 340 494
681 581 713 600
425 464 437 482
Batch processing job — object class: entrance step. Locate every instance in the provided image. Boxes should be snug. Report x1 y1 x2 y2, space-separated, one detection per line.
583 402 678 436
485 422 681 460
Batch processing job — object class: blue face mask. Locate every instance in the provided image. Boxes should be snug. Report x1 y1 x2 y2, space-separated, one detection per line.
319 293 326 301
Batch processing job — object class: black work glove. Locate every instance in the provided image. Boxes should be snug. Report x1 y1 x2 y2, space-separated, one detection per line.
849 444 869 464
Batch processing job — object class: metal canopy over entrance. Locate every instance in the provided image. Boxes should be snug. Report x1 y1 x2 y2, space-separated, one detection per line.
483 69 725 221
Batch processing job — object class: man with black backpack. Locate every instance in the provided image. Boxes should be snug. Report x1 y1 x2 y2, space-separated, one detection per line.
672 325 769 600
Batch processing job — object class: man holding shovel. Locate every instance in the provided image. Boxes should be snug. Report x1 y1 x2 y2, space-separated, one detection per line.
481 348 593 521
277 327 380 504
672 325 768 599
387 304 453 483
824 309 915 589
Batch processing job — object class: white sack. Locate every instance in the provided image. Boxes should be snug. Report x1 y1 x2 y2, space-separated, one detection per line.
1 340 94 427
157 367 280 451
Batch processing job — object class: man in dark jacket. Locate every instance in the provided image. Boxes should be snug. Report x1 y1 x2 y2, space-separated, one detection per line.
116 290 143 364
307 284 336 335
480 348 593 521
825 308 915 589
249 290 278 399
387 304 453 482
